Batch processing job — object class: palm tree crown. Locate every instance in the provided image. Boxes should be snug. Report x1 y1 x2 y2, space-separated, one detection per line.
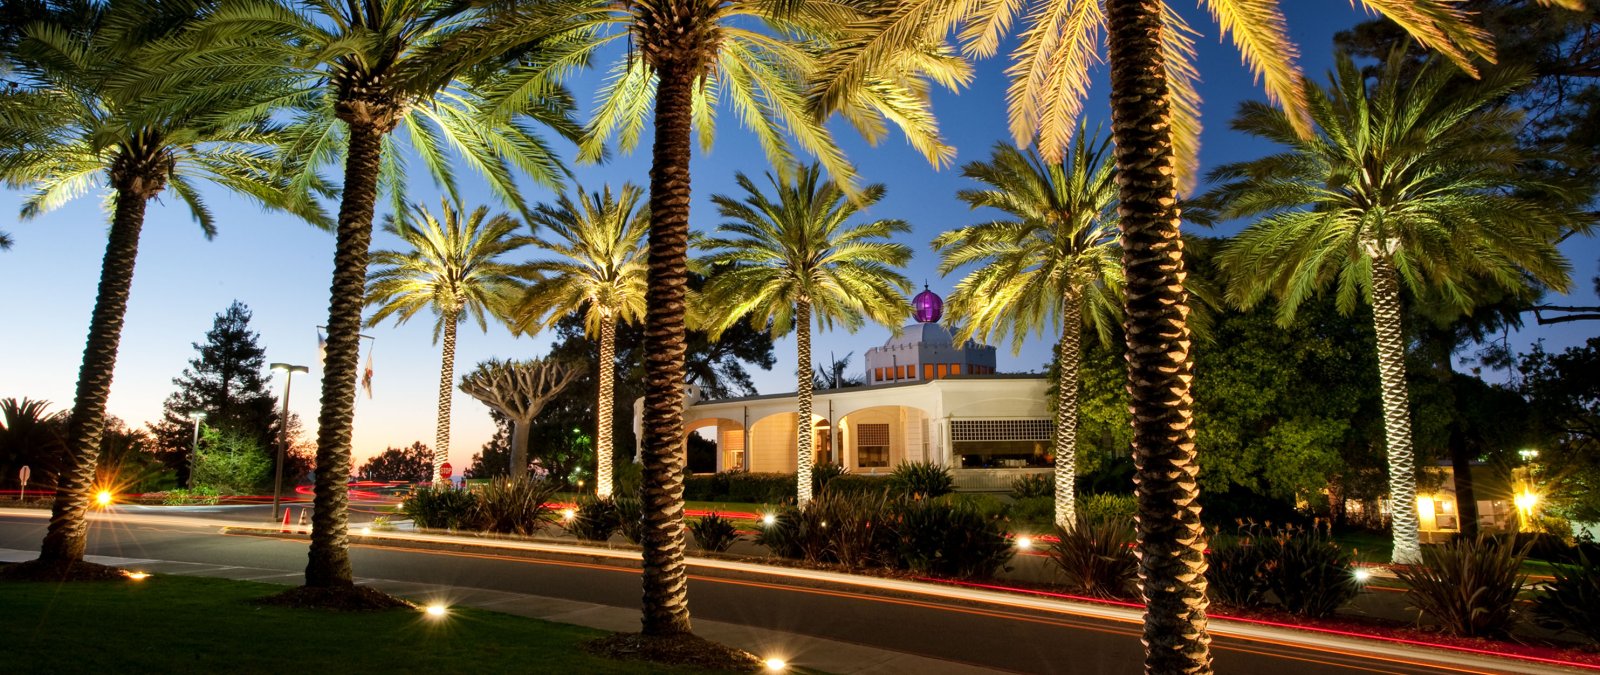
1207 53 1586 565
934 131 1121 528
701 164 912 504
365 198 527 484
513 183 650 498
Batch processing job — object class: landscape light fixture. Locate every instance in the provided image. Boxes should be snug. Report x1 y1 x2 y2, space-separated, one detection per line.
425 604 448 618
762 514 776 526
269 362 309 522
764 657 787 671
1353 568 1371 583
126 572 149 581
95 490 113 507
1015 536 1034 550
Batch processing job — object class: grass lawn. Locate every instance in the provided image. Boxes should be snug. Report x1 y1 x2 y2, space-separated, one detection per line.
0 574 739 674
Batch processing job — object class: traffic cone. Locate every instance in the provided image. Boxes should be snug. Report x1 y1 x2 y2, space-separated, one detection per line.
280 508 291 533
298 508 309 533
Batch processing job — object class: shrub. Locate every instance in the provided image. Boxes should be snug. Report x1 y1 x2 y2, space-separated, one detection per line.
812 463 847 494
1010 473 1053 500
613 460 643 497
566 496 621 542
159 487 220 506
1008 497 1054 526
190 429 272 494
1079 493 1136 523
1048 516 1137 599
1206 535 1270 608
944 493 1010 521
474 476 561 535
1394 534 1530 638
613 496 644 544
684 471 794 504
402 485 477 530
690 513 742 553
754 504 827 561
1533 553 1600 645
814 491 894 568
890 497 1014 579
1260 524 1360 618
822 474 891 497
886 461 954 500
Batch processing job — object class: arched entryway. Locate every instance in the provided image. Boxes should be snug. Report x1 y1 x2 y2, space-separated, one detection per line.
835 406 931 474
685 417 745 473
745 412 829 473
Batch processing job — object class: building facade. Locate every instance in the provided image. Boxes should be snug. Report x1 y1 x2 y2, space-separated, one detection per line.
634 288 1053 491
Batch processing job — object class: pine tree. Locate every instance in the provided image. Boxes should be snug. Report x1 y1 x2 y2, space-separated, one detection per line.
147 302 279 487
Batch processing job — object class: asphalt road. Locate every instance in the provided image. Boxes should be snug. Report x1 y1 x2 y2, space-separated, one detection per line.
0 512 1540 674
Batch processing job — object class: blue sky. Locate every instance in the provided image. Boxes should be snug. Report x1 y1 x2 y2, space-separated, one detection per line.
4 4 1597 472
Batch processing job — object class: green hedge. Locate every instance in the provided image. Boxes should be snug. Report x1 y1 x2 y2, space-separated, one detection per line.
684 471 795 503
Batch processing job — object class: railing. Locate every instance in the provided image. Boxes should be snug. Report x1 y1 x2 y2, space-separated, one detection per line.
951 467 1051 492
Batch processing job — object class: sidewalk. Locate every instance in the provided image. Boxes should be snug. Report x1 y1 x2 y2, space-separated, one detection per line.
0 547 1003 675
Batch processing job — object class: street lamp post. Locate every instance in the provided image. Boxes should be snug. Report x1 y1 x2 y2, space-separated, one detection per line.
270 362 309 522
187 411 206 488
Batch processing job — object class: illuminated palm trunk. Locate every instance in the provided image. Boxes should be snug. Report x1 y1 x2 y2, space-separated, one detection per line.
1053 287 1083 529
1370 256 1422 564
432 313 458 483
638 53 696 636
596 316 616 498
307 113 394 589
1105 0 1212 671
41 167 163 565
795 297 814 505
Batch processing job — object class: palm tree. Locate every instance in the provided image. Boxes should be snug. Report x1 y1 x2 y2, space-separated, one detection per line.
701 164 912 506
0 1 326 576
465 0 960 638
512 184 649 499
815 1 1514 669
365 199 528 484
176 0 580 592
1206 53 1584 565
934 132 1121 529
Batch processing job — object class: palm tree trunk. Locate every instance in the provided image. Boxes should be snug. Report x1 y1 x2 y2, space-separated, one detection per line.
305 121 386 589
510 418 530 477
638 57 696 637
597 316 616 498
796 298 815 505
433 314 459 484
1104 1 1212 671
1371 257 1422 564
1053 288 1083 529
39 189 148 565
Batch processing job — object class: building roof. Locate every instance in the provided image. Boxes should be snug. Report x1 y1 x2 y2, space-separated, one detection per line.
691 372 1048 406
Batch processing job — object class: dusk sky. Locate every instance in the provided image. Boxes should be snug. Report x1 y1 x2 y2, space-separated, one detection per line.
4 4 1597 473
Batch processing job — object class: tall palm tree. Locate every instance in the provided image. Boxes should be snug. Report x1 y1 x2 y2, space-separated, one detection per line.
176 0 580 592
701 164 912 506
0 0 326 575
512 184 649 499
934 132 1121 529
466 0 961 637
815 1 1516 670
1206 53 1585 565
365 199 528 484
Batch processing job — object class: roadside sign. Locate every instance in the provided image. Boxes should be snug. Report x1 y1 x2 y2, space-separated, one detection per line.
440 463 453 480
18 465 29 501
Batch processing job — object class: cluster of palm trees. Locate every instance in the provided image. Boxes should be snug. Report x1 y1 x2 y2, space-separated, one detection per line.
4 0 1579 671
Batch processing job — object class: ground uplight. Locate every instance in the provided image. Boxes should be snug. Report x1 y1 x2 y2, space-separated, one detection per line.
359 527 371 535
1015 536 1034 550
761 514 776 526
764 657 786 671
126 572 149 581
425 604 448 618
95 490 113 506
561 508 576 521
1353 568 1371 583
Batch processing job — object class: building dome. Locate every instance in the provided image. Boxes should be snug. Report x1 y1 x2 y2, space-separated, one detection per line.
912 285 943 323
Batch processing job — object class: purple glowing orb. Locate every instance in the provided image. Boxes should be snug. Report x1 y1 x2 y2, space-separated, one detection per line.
913 287 943 323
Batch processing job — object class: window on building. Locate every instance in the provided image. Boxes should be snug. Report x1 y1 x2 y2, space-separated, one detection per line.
875 367 884 382
857 423 890 468
924 364 934 380
937 364 948 378
950 419 1052 468
733 451 746 471
951 364 962 376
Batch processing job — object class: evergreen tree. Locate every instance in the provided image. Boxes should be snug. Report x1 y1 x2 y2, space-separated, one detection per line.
357 442 432 483
147 302 279 487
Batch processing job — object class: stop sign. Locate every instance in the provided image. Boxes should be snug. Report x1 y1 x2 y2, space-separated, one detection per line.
439 463 453 480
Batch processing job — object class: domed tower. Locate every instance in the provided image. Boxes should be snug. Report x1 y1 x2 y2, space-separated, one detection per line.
864 285 998 385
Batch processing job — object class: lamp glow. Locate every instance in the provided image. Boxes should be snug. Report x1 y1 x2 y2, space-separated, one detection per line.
360 527 372 535
95 490 113 506
764 657 787 671
1353 568 1371 583
562 508 576 521
761 514 776 526
425 604 447 617
126 572 149 581
1015 536 1034 550
1514 489 1539 516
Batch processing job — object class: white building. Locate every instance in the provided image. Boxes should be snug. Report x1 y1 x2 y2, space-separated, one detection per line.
635 288 1055 491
